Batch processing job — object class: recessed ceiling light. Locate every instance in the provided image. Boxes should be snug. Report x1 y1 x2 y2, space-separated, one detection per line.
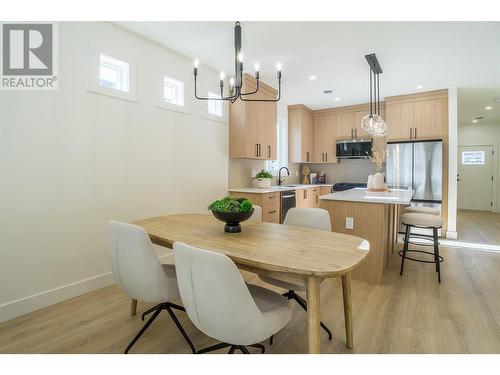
309 75 317 80
323 90 333 94
416 84 424 89
335 98 341 102
485 106 493 110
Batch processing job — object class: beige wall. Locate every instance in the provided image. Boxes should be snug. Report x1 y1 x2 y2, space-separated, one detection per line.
0 22 229 321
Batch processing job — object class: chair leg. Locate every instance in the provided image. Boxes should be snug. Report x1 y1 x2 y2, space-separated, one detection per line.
197 342 232 354
239 346 250 354
125 305 162 354
400 224 411 276
165 304 196 354
292 291 333 340
249 343 265 353
269 335 274 346
228 345 236 354
141 303 162 321
433 228 442 283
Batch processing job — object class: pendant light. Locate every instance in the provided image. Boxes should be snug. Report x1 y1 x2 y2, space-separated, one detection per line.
193 21 282 104
361 53 387 137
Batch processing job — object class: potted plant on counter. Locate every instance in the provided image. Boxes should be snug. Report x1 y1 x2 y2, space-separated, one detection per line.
253 169 273 188
208 197 254 233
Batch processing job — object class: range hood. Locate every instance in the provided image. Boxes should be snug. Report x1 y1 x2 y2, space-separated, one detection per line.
336 139 373 159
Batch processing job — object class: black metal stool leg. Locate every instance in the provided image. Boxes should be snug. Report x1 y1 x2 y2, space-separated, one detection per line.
433 228 442 283
125 305 162 353
197 342 232 354
269 335 274 345
292 292 333 340
228 345 236 354
240 346 250 354
400 224 411 276
165 304 196 353
141 303 161 321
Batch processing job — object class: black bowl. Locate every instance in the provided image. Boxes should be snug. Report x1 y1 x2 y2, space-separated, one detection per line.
211 209 254 233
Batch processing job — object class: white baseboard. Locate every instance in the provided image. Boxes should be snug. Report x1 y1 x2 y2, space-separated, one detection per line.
446 231 458 240
0 272 116 323
0 254 172 323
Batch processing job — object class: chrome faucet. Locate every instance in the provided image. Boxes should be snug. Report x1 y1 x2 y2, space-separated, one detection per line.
278 167 290 186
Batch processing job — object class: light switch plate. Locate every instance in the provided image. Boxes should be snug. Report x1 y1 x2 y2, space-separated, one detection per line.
345 217 354 230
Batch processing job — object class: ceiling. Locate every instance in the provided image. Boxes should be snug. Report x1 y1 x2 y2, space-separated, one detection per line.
116 21 500 125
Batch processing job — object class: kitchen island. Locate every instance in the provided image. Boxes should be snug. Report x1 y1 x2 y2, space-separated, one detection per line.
320 188 413 284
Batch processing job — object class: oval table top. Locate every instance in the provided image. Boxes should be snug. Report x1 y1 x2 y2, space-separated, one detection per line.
133 213 370 278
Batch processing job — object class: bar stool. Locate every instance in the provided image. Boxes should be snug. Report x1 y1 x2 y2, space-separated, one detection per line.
404 206 440 215
399 213 444 283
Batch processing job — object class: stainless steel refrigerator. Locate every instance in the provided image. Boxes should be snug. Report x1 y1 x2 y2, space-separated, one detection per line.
386 140 443 204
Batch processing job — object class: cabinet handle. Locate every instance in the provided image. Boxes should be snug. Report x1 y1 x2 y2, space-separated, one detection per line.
321 153 324 162
410 128 413 139
269 210 277 214
268 145 271 158
255 144 259 157
258 144 262 157
414 127 417 139
316 195 318 204
306 152 310 162
303 190 306 199
351 129 353 138
325 153 328 162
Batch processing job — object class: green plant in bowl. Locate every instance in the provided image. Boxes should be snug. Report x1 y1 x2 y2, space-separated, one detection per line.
208 197 254 233
253 169 273 188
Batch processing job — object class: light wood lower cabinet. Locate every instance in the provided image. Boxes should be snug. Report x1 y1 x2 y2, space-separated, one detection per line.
229 192 280 223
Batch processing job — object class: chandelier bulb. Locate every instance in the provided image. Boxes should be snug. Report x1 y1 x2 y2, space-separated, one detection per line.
193 59 199 68
238 52 244 63
254 62 260 72
276 62 282 72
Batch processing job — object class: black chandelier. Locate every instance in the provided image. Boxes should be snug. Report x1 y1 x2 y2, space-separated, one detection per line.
361 53 387 137
193 21 282 103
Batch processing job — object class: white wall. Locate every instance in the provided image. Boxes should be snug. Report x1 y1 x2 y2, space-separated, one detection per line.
458 121 500 211
0 22 229 322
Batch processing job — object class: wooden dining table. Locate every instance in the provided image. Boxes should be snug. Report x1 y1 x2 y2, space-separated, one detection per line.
133 213 369 354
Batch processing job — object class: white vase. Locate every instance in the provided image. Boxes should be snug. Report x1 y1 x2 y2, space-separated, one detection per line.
256 178 272 188
367 175 375 189
373 173 386 190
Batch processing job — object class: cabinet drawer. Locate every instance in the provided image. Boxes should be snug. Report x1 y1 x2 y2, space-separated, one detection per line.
262 206 280 223
262 192 279 203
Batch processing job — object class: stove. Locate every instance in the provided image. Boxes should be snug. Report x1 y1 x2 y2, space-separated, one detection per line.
332 182 367 192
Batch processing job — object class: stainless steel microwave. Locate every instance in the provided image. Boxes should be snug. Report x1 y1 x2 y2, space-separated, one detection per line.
336 139 373 159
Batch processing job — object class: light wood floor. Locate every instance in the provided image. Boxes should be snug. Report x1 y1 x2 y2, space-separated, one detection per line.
457 209 500 245
1 246 500 354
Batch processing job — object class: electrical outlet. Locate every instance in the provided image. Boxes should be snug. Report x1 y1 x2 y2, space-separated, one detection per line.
251 170 257 178
345 217 354 230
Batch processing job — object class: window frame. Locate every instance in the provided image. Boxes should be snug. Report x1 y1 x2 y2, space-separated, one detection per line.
162 75 185 107
99 53 130 92
207 91 224 117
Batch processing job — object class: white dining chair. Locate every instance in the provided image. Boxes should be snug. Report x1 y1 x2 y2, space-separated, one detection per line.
108 221 196 354
173 242 292 354
258 207 333 343
250 205 262 221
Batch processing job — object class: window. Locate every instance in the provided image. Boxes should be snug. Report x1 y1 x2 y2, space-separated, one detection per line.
266 118 288 174
207 91 223 117
462 151 485 165
99 54 129 92
163 76 184 106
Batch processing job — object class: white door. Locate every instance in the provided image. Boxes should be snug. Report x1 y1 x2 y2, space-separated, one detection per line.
458 145 494 210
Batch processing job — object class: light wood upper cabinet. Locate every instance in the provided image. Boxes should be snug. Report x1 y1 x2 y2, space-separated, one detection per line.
337 112 355 140
385 94 444 142
229 74 277 160
288 105 314 163
386 102 414 141
313 114 337 163
413 98 443 140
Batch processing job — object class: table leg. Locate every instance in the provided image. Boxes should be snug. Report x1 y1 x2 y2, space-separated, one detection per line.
130 298 137 316
341 273 353 349
305 277 321 354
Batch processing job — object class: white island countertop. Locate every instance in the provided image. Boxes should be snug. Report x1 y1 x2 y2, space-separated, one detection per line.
320 188 414 205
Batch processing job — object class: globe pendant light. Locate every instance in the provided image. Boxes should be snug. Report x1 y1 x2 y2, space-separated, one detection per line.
361 54 387 137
